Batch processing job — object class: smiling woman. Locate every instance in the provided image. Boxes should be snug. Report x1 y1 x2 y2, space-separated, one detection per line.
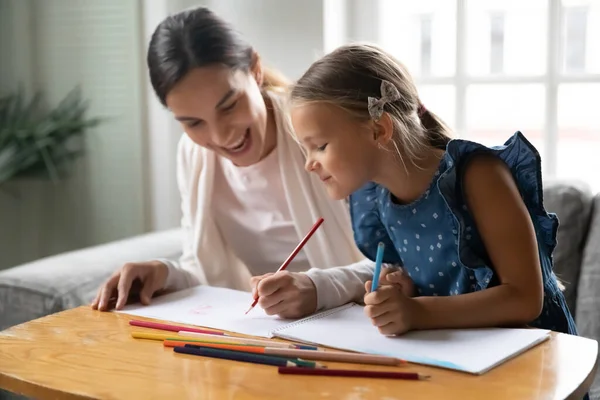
89 6 412 320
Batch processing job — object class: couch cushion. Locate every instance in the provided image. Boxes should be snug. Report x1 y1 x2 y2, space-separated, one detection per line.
0 229 182 331
542 180 593 315
576 194 600 400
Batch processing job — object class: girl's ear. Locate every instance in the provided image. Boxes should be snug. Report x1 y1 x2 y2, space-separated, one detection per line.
373 112 395 147
250 51 264 86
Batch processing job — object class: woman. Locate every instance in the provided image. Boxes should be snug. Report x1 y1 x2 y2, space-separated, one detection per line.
91 6 412 318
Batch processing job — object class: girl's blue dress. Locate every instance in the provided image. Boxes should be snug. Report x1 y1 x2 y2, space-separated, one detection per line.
349 131 578 335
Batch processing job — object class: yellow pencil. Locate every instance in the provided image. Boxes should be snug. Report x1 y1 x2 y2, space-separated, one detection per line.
131 331 292 349
131 331 195 341
177 331 293 348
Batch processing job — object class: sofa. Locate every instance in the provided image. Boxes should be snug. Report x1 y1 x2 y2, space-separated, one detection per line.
1 180 599 399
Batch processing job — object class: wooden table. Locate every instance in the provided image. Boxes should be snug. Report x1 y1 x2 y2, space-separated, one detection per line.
0 306 597 400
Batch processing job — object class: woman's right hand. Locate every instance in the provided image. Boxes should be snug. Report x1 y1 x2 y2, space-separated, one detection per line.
91 260 169 311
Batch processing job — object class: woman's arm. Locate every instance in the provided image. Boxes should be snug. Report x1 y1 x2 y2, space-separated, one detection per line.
412 154 544 330
160 135 204 291
304 259 377 310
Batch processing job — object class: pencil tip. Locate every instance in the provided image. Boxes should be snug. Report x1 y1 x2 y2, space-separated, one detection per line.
419 374 431 380
244 306 253 314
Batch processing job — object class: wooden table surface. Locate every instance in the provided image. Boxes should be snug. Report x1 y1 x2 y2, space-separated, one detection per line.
0 306 597 400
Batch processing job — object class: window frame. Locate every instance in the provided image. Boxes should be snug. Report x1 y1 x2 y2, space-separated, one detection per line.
376 0 600 177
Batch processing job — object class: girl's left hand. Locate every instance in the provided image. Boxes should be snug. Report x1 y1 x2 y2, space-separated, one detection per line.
363 282 418 336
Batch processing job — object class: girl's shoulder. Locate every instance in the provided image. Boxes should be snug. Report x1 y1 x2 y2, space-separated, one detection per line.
438 130 559 264
439 130 547 207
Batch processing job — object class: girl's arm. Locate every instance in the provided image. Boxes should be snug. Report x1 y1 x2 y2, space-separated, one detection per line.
412 154 544 330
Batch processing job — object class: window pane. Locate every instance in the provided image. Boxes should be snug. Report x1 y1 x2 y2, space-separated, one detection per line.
557 83 600 192
561 0 600 74
378 0 456 77
416 84 456 131
466 84 545 156
466 0 547 76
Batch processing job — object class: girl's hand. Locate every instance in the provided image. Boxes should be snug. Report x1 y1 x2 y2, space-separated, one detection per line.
378 266 416 298
249 271 317 319
363 282 419 336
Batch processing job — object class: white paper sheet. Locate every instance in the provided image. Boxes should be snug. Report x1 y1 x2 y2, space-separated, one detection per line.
116 286 294 338
273 303 551 374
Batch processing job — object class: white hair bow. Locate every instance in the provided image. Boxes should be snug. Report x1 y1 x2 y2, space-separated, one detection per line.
367 80 401 121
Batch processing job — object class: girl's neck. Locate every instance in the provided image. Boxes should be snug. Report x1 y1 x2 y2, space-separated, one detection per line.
373 145 445 205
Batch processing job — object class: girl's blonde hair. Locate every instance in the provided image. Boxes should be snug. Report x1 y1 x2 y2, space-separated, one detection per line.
290 43 452 166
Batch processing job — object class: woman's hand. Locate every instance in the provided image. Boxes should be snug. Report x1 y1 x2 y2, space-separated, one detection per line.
249 271 318 319
91 261 168 311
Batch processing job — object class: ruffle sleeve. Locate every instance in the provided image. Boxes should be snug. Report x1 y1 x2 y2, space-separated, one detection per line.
436 131 559 288
348 182 402 264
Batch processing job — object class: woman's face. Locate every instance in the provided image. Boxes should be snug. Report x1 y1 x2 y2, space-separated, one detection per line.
165 64 272 166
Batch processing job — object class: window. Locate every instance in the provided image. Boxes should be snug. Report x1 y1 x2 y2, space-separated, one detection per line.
375 0 600 191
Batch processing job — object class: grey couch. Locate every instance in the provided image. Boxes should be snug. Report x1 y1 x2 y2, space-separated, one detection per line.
1 180 599 399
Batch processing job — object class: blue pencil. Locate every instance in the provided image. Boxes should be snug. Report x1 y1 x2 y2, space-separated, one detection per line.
371 242 385 292
174 346 300 367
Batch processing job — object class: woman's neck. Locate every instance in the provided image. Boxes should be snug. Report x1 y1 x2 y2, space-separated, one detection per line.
373 145 445 205
257 94 278 162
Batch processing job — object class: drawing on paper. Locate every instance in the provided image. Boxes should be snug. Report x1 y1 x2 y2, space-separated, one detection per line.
188 305 213 315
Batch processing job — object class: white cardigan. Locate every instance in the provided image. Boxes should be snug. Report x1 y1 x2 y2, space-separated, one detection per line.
161 90 377 310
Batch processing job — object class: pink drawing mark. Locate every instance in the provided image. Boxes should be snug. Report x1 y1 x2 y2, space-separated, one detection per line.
188 304 214 315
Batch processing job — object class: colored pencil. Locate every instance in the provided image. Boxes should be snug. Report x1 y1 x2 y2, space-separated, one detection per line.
245 217 325 314
371 242 385 292
263 348 404 366
182 344 321 368
278 367 430 380
169 342 365 368
129 319 224 335
132 331 202 342
178 331 293 348
294 344 319 350
173 341 402 366
174 346 303 368
164 340 264 349
133 331 291 348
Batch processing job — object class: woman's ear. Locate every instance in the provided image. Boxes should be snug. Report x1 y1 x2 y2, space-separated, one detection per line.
373 112 395 146
250 51 264 86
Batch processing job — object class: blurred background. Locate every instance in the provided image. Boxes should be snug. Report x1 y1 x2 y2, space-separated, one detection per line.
0 0 599 270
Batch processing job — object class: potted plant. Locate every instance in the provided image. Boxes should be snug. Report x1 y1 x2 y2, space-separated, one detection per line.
0 86 102 187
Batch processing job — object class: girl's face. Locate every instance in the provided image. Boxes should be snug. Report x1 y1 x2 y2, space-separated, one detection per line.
165 64 274 167
291 102 381 200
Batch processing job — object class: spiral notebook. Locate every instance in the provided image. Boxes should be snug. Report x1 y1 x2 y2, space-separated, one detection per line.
118 286 550 375
271 303 551 375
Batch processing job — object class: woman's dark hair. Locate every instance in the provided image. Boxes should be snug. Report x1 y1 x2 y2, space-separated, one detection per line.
147 6 288 106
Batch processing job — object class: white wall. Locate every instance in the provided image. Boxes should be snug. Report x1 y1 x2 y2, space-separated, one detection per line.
0 0 148 268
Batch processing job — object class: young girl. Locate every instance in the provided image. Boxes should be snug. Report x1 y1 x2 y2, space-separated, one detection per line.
289 43 578 337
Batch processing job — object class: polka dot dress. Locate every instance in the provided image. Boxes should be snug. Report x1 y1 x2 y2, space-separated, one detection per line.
349 132 578 336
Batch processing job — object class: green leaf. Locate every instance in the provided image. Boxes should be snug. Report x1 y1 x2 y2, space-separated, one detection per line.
0 84 103 185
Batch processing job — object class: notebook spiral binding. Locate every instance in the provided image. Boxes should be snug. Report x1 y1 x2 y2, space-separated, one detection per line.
270 303 357 336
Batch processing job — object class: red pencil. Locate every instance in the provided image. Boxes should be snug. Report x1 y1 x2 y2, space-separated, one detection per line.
129 320 224 336
278 367 430 380
245 217 325 314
